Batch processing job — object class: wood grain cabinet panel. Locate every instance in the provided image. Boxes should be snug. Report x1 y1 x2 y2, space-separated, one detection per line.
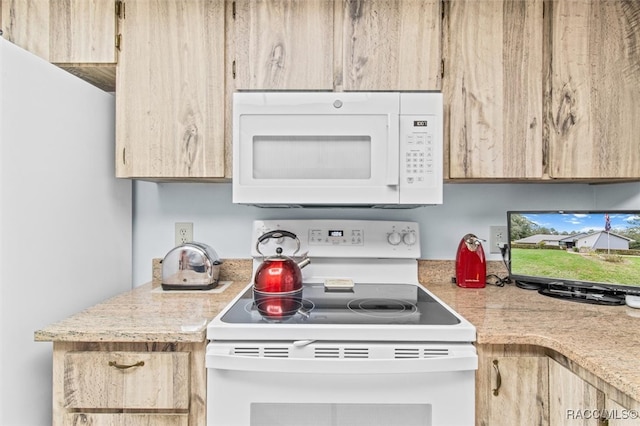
606 398 640 426
115 0 226 179
64 413 189 426
338 0 441 91
476 345 549 425
548 358 603 426
49 0 117 64
232 0 334 90
1 0 117 91
445 0 544 179
547 0 640 179
49 0 118 91
1 0 51 59
53 342 206 425
64 351 190 410
477 346 640 425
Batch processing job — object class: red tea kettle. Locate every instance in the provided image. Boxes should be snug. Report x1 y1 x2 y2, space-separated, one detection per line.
455 233 486 288
253 230 311 320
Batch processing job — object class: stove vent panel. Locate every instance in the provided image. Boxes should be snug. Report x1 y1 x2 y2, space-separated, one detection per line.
231 347 290 358
229 345 451 360
313 347 370 359
394 347 450 359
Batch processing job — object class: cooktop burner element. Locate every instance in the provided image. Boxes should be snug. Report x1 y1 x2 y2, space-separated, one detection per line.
347 298 418 318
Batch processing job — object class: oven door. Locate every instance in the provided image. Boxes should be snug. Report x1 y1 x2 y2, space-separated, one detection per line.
206 341 477 426
232 92 400 206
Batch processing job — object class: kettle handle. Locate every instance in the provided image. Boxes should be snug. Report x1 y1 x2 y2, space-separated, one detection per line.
256 230 300 256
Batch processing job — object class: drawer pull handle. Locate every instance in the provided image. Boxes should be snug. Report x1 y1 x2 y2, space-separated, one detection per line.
108 360 145 370
492 359 502 396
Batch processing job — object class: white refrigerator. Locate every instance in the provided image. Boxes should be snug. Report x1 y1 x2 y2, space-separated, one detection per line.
0 38 132 425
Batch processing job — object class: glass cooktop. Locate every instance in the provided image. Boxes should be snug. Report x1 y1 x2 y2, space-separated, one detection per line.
220 283 461 326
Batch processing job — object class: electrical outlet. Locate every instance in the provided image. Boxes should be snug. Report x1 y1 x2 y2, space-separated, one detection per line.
489 225 508 254
175 222 193 246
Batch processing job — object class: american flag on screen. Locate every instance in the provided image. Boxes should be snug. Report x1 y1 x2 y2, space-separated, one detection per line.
604 213 612 232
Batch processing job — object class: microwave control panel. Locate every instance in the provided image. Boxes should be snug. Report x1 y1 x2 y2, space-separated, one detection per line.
405 131 434 180
398 92 442 205
399 114 442 204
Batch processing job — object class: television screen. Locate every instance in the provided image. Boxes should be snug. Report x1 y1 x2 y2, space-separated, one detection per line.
507 211 640 301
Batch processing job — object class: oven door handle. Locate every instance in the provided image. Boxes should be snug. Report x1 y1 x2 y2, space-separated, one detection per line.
207 353 477 375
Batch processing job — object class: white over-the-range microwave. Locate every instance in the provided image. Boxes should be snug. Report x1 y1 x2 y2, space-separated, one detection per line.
232 91 443 207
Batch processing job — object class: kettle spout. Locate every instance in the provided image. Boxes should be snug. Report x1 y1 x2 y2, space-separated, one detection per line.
297 257 311 269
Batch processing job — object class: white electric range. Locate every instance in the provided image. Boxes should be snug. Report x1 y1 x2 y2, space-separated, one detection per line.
206 220 477 426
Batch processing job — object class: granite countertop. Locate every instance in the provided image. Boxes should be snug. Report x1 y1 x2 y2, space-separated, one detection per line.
34 281 249 343
34 258 254 343
427 281 640 404
34 259 640 402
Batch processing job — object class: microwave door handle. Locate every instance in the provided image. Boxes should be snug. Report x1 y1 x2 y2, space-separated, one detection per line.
386 118 400 186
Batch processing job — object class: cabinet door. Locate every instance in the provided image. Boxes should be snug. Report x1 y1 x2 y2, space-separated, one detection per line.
476 346 549 425
65 413 188 426
232 0 333 90
606 398 640 426
445 0 544 179
1 0 50 59
1 0 117 91
49 0 116 63
115 0 226 178
49 0 118 91
548 359 603 426
338 0 441 91
548 0 640 179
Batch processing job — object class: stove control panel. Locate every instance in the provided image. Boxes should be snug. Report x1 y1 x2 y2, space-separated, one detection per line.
252 220 420 259
309 227 364 246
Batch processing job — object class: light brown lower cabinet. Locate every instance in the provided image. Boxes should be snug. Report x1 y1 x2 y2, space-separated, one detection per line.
548 357 603 426
476 345 549 425
477 345 640 426
64 413 188 426
52 342 205 426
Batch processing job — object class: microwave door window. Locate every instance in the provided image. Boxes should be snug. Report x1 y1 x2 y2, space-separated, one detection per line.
252 135 372 180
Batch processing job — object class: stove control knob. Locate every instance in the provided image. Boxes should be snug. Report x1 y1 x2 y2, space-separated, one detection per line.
403 232 417 246
387 231 402 246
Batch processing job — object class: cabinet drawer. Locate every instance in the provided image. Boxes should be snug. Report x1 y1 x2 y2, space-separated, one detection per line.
65 413 188 426
64 351 190 410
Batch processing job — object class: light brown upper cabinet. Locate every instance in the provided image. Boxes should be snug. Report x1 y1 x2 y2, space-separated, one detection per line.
547 0 640 179
50 0 119 91
231 0 334 90
231 0 441 91
1 0 51 59
115 0 226 179
1 0 118 91
337 0 441 91
444 0 544 179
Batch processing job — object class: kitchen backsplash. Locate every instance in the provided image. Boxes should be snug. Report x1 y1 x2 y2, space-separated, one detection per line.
135 181 640 286
152 258 509 288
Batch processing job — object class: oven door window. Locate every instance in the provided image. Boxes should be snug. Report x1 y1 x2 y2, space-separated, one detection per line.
251 403 430 426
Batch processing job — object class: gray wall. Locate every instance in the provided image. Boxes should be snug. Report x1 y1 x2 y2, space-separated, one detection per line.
132 181 640 286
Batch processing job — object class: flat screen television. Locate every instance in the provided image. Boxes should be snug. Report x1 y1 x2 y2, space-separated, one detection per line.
507 210 640 304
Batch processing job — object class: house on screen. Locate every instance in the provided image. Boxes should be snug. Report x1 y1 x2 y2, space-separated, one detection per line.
515 232 633 250
514 234 585 248
574 231 633 250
